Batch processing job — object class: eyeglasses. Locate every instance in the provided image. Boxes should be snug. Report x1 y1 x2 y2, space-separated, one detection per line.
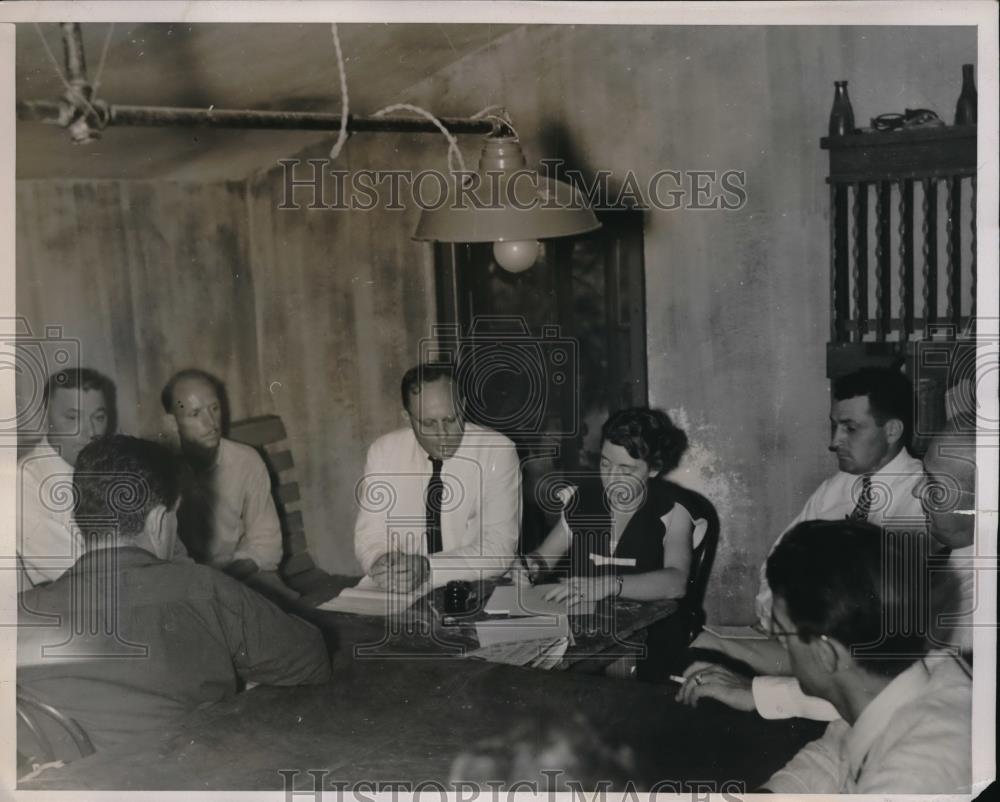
768 619 830 644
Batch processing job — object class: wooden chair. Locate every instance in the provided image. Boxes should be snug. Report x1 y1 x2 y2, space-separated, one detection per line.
669 482 721 643
17 688 95 768
227 415 344 603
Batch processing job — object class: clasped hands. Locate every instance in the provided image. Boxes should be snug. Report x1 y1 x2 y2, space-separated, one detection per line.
370 550 430 592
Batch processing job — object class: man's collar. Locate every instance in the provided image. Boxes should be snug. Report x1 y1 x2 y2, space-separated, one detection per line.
73 545 165 573
858 446 919 478
30 436 71 468
845 659 931 780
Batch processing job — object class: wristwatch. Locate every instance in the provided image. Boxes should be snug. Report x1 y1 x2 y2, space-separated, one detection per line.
615 574 624 598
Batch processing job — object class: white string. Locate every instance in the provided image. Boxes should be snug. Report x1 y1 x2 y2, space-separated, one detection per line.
372 102 468 176
32 22 105 124
91 22 115 94
328 23 350 160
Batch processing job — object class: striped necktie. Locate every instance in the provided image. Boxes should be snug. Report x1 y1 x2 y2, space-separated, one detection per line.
849 474 873 521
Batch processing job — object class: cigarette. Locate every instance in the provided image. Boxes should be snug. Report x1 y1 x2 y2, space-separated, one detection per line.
668 674 686 684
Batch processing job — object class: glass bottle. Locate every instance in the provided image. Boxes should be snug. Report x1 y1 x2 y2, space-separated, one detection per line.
954 64 977 125
828 81 855 137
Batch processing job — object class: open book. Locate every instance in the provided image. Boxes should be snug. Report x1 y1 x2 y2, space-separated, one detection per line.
317 575 430 616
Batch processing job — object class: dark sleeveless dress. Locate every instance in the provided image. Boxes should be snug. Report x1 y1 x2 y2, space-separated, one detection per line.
562 475 692 680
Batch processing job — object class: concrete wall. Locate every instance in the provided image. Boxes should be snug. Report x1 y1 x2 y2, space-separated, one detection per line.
15 180 262 442
394 24 976 621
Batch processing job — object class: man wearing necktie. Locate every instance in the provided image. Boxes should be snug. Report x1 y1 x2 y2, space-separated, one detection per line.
682 367 926 721
354 363 521 592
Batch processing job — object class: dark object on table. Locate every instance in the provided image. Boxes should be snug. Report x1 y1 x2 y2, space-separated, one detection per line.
870 108 944 132
444 580 475 614
828 80 855 137
954 63 977 125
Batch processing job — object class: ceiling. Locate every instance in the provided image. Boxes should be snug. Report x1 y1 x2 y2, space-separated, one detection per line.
16 22 518 181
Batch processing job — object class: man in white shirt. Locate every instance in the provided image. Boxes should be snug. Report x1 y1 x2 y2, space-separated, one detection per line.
915 426 977 656
760 519 971 794
354 363 521 590
16 368 114 587
680 367 925 719
162 369 296 600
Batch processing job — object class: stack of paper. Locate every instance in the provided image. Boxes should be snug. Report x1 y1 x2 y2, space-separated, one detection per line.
484 584 597 617
474 612 570 647
465 636 570 668
317 576 429 616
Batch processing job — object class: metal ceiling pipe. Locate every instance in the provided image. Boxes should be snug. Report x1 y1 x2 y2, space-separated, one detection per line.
16 100 500 135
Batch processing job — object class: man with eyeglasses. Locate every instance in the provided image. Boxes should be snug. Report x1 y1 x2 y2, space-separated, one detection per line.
758 520 971 793
354 363 521 590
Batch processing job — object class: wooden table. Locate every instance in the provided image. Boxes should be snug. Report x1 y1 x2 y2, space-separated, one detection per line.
20 653 824 791
295 577 679 672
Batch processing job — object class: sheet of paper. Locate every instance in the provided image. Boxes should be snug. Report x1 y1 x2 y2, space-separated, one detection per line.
484 584 596 616
702 623 771 640
316 576 430 616
474 613 570 647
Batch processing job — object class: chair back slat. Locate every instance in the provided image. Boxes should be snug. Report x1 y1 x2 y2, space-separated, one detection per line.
228 415 287 447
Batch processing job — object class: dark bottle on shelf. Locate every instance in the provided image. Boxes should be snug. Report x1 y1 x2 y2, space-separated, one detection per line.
954 63 977 125
828 80 855 137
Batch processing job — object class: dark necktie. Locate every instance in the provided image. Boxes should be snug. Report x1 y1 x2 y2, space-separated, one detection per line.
425 458 444 554
849 474 873 521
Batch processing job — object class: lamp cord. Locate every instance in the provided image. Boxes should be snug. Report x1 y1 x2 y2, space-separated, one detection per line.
328 23 350 160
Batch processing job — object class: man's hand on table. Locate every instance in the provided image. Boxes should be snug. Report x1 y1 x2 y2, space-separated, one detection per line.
543 576 615 607
370 551 429 592
675 660 755 712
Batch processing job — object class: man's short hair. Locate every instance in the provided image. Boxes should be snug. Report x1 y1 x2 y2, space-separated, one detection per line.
833 367 914 448
400 363 460 412
766 519 930 678
601 407 689 474
43 367 117 432
74 435 181 540
160 368 227 414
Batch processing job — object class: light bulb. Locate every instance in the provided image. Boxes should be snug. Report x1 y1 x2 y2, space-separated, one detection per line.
493 240 539 273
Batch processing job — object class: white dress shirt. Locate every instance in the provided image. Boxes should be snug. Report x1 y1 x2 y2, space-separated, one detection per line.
751 447 925 722
196 438 283 572
764 654 972 794
354 423 521 586
16 439 82 587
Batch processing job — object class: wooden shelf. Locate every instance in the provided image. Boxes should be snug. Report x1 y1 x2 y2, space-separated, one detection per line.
821 125 976 183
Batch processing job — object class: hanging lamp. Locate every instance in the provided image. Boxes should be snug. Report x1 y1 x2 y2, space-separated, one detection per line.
413 133 601 272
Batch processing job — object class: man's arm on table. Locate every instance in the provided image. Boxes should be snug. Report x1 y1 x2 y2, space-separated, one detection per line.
427 441 521 582
233 451 284 572
689 631 839 720
217 575 331 685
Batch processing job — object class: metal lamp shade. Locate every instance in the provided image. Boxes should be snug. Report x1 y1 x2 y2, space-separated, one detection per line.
413 136 601 243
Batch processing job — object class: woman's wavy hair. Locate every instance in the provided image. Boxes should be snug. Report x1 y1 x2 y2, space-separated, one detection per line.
600 407 688 474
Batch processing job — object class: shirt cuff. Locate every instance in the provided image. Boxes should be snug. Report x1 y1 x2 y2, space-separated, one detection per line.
752 675 841 721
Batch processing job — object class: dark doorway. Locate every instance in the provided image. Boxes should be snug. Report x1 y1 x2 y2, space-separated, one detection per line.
432 210 648 551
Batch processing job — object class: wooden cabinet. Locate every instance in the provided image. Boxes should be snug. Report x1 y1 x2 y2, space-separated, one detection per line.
822 124 978 450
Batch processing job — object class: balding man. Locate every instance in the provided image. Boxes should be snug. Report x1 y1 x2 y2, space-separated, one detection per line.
161 369 297 601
